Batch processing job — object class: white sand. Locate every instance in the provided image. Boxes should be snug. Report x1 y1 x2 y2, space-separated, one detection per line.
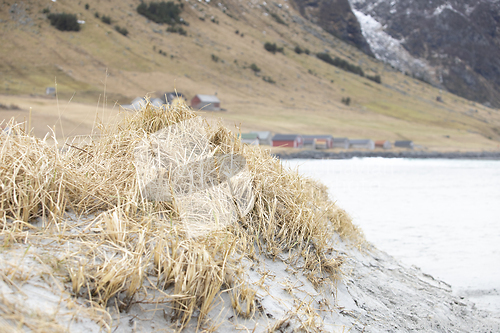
1 229 499 332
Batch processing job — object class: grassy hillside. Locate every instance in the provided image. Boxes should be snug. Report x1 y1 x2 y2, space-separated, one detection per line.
1 0 500 151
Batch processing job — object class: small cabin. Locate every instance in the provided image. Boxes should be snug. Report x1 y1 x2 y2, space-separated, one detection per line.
240 133 259 145
129 97 147 110
122 97 163 111
349 139 375 150
375 140 392 149
395 140 414 149
191 94 221 111
250 131 272 145
303 135 334 149
333 137 349 149
150 98 164 107
271 134 304 148
164 92 186 105
45 87 56 96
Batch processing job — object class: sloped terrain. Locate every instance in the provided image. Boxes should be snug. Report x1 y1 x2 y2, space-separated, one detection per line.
0 0 500 151
351 0 500 108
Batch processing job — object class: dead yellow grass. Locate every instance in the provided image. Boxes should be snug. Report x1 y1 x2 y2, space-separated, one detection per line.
0 100 362 331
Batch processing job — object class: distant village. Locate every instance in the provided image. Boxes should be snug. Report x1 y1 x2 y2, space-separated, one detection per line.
240 133 414 150
121 92 221 112
119 92 415 150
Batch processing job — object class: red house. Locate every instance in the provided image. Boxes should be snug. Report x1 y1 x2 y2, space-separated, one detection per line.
271 134 304 148
375 140 392 149
190 94 221 111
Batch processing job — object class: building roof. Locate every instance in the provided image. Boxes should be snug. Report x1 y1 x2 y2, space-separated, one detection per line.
333 137 349 142
125 97 146 110
272 134 302 141
151 98 164 107
303 135 333 145
250 131 272 140
240 133 259 140
302 135 334 139
165 92 185 103
395 140 414 147
193 94 220 103
350 139 373 144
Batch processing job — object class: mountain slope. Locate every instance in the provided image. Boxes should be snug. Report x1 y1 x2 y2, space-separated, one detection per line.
350 0 500 108
292 0 373 56
0 0 499 150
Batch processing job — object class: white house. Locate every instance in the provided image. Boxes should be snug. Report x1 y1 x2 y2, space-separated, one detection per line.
349 139 375 150
332 137 349 149
240 133 259 145
250 131 272 145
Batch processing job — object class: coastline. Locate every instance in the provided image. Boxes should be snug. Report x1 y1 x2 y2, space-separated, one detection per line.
274 150 500 160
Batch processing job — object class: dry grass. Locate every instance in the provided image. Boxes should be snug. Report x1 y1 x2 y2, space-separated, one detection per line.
0 100 363 330
0 120 65 224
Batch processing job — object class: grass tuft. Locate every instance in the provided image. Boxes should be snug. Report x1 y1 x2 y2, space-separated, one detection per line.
0 99 363 330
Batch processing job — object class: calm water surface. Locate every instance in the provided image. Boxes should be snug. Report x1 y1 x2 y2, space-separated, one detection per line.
286 158 500 313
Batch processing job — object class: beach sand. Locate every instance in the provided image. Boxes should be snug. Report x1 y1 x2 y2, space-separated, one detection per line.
1 230 499 332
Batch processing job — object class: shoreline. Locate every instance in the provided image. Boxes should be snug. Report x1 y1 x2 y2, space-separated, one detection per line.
274 150 500 160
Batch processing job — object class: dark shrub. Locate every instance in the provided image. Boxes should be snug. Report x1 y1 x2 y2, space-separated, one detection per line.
341 97 351 106
47 13 81 32
177 27 187 35
262 76 275 84
264 42 276 53
115 25 129 36
211 54 220 62
137 1 183 25
366 74 381 84
85 4 89 10
249 63 261 73
264 42 284 54
294 46 303 54
101 15 111 24
270 13 286 25
166 25 187 35
316 53 364 77
42 7 50 14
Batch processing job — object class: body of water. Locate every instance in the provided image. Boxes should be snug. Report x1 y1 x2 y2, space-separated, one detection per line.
286 158 500 313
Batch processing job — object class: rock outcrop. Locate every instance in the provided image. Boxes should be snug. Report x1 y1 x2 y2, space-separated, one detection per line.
350 0 500 107
292 0 374 56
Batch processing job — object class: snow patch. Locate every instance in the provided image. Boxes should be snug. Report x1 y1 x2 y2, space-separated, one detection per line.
352 9 432 80
432 2 468 19
434 4 450 16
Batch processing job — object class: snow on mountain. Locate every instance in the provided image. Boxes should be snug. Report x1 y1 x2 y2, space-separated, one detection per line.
348 0 500 107
352 9 434 82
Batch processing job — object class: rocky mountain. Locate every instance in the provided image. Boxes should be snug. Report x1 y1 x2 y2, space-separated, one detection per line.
292 0 374 56
349 0 500 108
